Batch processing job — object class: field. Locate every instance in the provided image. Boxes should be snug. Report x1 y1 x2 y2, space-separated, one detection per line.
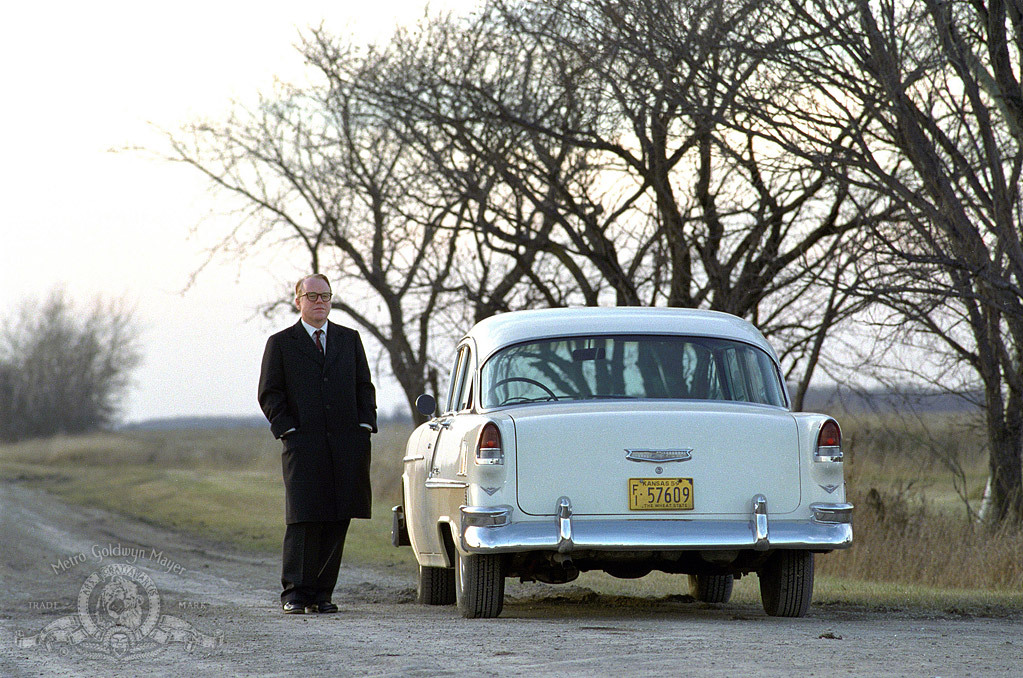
1 412 1020 613
819 410 1023 592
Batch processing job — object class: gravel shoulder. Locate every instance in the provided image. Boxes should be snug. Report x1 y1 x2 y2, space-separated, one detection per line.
1 479 1020 677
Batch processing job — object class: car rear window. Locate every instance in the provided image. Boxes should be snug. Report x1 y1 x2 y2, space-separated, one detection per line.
480 335 786 408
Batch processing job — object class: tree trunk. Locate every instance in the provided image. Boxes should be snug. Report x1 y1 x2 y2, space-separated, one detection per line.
985 388 1023 524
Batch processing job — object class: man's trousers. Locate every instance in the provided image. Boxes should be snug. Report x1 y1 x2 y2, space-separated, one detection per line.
281 520 351 605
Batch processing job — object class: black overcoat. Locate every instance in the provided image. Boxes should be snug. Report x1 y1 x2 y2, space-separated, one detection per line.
257 320 377 523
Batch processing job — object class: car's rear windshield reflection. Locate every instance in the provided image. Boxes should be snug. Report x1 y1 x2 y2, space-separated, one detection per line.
481 335 786 408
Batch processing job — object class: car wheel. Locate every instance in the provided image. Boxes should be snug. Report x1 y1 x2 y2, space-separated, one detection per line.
689 574 734 603
455 551 504 618
759 550 814 617
417 565 455 605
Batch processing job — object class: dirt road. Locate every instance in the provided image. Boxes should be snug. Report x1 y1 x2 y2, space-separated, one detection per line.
1 479 1019 677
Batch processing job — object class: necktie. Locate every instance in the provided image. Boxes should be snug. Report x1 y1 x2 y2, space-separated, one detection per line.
314 329 324 354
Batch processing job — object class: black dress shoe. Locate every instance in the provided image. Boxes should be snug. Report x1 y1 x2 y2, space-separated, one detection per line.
282 601 306 614
306 602 338 614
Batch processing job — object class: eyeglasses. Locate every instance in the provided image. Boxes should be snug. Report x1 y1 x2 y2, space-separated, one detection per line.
299 292 332 302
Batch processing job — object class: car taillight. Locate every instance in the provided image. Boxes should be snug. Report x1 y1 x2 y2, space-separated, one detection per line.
815 419 843 462
476 422 503 465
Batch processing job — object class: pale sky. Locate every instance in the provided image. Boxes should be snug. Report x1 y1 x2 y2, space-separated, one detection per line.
0 1 477 423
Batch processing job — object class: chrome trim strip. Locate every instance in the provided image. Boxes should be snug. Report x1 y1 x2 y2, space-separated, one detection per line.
402 455 425 463
425 479 469 490
625 448 693 463
814 445 843 463
556 497 573 553
460 505 511 529
810 502 854 524
461 518 853 553
751 494 769 551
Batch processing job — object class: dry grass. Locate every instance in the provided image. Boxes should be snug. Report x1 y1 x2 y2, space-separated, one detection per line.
0 424 417 567
839 410 990 516
818 483 1023 590
0 429 280 472
816 411 1023 592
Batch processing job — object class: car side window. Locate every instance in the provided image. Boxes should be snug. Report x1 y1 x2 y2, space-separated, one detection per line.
453 348 474 412
441 349 468 413
444 348 468 414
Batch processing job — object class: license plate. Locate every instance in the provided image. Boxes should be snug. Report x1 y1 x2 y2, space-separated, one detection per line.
629 477 694 511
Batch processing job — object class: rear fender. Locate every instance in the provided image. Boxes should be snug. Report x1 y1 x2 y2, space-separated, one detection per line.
791 412 847 509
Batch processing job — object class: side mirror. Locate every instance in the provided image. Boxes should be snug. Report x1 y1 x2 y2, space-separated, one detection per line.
415 394 437 417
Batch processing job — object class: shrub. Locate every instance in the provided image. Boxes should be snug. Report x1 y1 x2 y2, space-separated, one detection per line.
0 291 142 442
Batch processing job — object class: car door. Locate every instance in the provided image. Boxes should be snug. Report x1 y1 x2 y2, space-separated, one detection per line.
406 345 471 562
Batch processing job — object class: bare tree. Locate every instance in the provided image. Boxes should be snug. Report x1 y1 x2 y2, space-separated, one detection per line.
0 291 142 442
759 0 1023 522
167 0 886 421
169 14 587 422
374 0 887 405
342 12 610 317
167 34 485 423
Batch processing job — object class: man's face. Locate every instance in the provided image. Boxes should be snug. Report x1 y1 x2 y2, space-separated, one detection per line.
295 277 331 328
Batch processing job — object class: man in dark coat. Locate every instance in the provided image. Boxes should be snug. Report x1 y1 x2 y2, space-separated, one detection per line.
258 273 377 614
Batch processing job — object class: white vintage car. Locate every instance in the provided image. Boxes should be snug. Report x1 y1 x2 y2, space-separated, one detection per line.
392 307 852 618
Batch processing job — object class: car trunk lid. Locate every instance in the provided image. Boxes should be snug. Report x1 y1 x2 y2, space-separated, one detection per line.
511 401 800 516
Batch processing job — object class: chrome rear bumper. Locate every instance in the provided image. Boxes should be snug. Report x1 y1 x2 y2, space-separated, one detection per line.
460 499 853 554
